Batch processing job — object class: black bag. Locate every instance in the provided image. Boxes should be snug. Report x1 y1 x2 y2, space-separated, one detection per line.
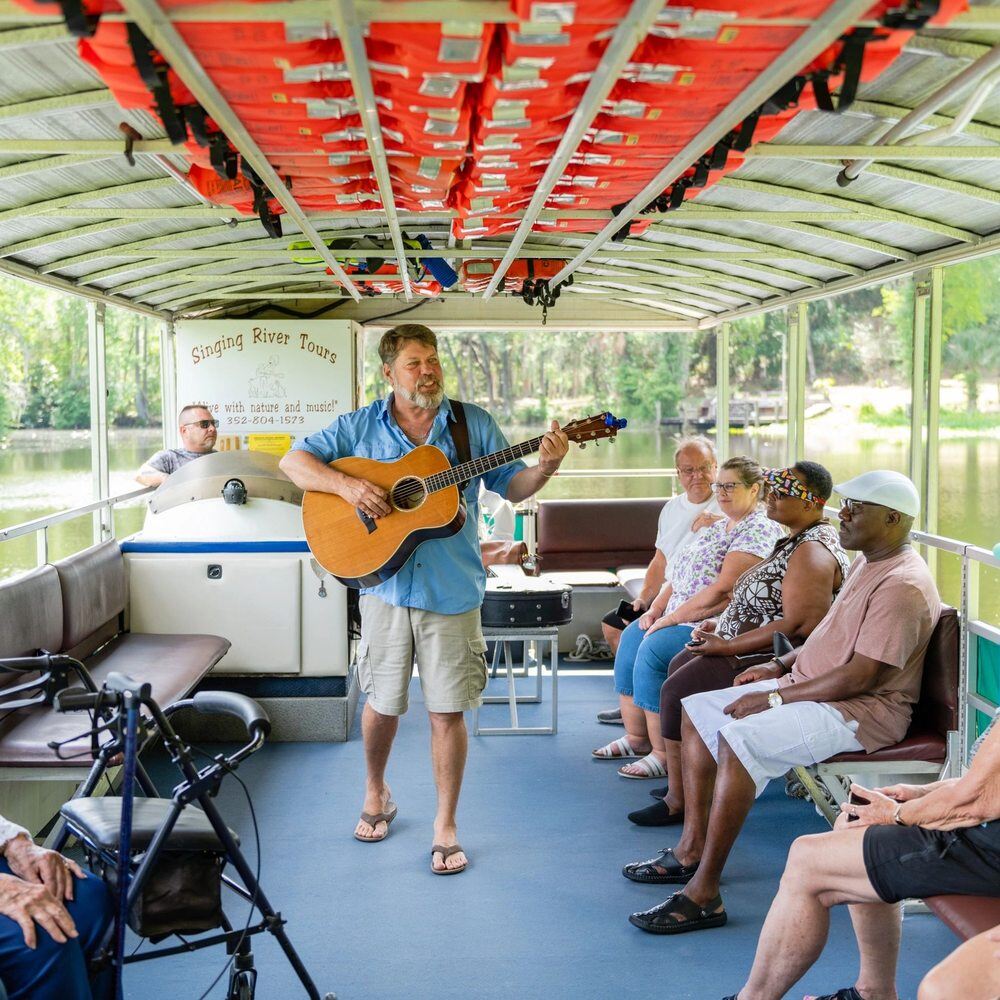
96 848 225 938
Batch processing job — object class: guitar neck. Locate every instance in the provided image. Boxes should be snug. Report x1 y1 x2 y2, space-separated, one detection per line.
424 435 545 494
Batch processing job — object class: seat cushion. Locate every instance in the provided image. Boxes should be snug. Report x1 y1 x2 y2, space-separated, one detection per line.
54 541 128 651
60 797 238 850
0 633 230 768
926 894 1000 940
0 565 63 659
824 728 946 765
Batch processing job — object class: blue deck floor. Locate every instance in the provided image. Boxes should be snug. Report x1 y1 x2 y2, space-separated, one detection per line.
128 672 958 999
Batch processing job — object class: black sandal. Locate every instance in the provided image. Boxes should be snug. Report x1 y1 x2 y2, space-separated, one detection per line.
622 847 698 884
628 891 727 934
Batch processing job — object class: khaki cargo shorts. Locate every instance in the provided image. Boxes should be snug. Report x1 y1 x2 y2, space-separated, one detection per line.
357 595 488 716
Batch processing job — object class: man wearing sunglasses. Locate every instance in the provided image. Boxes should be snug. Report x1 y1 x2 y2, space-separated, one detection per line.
136 404 219 487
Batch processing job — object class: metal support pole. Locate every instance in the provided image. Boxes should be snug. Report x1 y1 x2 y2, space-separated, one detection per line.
926 267 944 541
716 323 731 463
909 274 929 532
786 304 807 465
159 318 177 448
87 300 110 542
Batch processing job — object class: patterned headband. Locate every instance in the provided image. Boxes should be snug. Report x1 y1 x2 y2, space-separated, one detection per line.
764 468 823 504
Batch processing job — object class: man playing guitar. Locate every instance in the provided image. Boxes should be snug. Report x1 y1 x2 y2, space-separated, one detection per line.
280 324 568 874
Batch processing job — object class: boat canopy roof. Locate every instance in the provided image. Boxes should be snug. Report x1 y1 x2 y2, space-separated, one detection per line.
0 0 998 330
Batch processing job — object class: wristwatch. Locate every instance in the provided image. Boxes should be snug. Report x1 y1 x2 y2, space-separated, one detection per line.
767 691 783 709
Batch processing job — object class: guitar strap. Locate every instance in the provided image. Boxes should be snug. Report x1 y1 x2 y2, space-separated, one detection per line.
449 400 472 492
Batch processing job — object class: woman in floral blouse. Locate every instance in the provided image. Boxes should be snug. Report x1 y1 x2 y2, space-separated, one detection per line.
594 457 784 779
628 460 850 825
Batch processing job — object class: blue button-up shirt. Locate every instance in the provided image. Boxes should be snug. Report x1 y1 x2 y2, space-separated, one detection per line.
293 395 525 614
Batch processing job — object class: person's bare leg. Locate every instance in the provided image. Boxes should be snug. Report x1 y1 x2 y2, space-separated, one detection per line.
851 900 902 999
736 827 894 1000
354 702 399 840
662 738 684 813
429 710 469 872
919 928 1000 1000
681 734 756 906
644 708 716 875
618 707 667 776
602 622 623 656
619 694 651 750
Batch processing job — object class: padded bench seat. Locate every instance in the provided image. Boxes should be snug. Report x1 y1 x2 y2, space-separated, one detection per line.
925 895 1000 940
0 541 230 770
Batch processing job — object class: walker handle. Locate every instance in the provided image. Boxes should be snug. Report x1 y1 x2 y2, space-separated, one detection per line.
192 690 271 739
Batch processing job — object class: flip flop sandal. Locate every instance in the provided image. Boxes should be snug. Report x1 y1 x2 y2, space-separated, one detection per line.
627 800 683 827
354 803 397 843
618 752 668 779
622 847 698 884
628 891 727 935
430 843 467 875
804 991 866 1000
591 737 646 760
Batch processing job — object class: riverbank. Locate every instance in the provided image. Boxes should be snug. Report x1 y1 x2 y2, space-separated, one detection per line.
1 427 162 451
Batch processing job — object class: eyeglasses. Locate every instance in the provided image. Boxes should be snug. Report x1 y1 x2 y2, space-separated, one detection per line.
182 419 219 430
839 497 884 517
764 468 822 504
677 463 714 477
710 481 742 496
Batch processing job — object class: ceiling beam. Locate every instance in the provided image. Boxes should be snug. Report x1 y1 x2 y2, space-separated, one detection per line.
747 142 1000 161
846 101 1000 144
329 0 412 298
0 177 177 226
548 0 881 287
715 176 980 244
863 162 1000 204
0 89 115 124
118 0 362 300
0 154 116 182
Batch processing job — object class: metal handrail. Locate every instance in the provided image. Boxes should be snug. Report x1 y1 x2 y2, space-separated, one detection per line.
0 487 152 542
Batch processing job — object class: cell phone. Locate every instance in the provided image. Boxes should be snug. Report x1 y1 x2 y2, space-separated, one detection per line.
847 789 869 823
687 636 706 647
617 600 641 623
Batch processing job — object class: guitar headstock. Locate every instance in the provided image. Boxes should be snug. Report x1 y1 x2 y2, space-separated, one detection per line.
562 412 628 446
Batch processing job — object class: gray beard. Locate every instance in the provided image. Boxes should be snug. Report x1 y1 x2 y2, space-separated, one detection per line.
396 384 444 410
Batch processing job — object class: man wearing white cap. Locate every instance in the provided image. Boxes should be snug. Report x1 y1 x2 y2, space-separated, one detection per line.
622 469 942 937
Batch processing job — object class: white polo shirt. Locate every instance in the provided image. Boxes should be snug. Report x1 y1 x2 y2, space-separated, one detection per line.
655 492 721 583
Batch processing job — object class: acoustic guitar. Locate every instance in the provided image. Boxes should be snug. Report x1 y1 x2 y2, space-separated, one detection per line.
303 412 627 588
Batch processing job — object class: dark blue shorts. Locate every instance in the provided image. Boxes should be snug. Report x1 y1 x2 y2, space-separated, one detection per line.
863 820 1000 904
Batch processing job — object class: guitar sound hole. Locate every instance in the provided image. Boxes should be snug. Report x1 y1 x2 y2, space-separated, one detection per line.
391 476 426 511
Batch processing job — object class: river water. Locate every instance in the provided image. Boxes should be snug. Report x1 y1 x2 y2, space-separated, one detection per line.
1 426 998 621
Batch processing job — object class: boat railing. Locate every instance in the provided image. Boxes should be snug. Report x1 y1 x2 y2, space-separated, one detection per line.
0 487 153 565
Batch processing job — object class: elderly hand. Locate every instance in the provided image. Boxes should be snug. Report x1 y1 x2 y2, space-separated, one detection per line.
342 476 391 519
686 632 729 656
644 614 676 637
723 691 771 719
875 782 932 802
691 511 724 532
5 835 85 902
538 420 569 477
839 784 898 827
0 872 78 949
733 662 784 686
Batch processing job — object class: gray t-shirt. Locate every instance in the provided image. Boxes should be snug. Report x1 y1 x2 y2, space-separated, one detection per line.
144 448 211 476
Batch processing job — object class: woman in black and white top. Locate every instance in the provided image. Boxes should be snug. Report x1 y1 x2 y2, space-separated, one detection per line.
628 460 850 826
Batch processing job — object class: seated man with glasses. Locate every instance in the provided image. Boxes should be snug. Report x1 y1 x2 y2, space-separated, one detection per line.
136 404 219 487
622 470 942 937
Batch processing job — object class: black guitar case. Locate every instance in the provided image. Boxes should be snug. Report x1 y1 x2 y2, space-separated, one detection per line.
481 575 572 628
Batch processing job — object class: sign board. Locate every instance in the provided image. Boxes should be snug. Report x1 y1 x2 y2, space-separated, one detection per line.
174 320 356 450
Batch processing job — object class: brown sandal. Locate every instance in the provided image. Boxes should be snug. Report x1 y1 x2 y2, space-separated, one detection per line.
430 843 468 875
354 804 397 843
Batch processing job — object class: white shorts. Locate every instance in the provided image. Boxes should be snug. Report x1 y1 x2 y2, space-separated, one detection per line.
681 679 864 798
